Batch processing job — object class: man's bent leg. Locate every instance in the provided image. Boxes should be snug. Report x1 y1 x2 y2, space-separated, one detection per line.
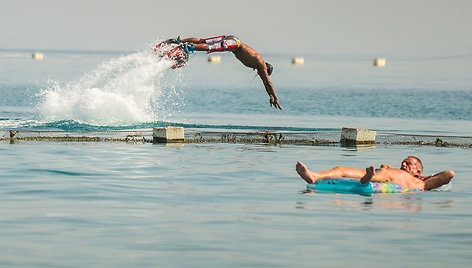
317 166 366 179
296 162 366 183
192 43 209 51
181 37 202 43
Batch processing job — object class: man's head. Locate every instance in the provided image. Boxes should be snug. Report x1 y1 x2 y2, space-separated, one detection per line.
265 62 273 76
401 156 423 177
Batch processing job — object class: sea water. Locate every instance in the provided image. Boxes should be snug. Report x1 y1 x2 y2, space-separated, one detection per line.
1 46 472 267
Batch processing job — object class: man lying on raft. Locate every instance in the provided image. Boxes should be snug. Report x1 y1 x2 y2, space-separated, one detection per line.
296 156 454 190
179 35 282 110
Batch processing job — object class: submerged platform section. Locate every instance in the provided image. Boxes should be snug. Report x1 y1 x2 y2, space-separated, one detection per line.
1 127 472 148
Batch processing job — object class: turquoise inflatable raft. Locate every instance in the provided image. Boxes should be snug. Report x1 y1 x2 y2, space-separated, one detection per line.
306 177 422 195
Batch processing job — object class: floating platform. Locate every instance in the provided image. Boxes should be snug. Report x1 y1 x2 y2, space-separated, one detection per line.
2 127 472 148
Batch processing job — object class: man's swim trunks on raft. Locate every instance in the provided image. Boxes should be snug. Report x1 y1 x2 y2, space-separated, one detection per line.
306 177 422 195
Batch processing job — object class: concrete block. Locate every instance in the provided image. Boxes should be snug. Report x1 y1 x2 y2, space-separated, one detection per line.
153 127 184 143
340 127 376 145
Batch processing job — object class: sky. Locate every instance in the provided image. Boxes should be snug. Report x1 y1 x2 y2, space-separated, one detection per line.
1 0 471 57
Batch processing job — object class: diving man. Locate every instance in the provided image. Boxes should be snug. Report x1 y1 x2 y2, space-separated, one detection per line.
177 35 282 110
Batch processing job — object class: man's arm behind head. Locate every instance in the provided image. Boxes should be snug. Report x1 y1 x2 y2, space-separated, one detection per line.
423 170 455 190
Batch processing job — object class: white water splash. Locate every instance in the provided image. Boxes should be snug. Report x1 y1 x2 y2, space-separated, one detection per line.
38 48 181 126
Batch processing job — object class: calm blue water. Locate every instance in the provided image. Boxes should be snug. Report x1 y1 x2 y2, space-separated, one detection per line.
1 48 472 267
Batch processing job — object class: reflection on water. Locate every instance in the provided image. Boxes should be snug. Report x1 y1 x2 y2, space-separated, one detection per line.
297 191 454 213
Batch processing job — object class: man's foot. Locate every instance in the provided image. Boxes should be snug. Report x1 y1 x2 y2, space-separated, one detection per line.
296 161 317 184
360 166 375 184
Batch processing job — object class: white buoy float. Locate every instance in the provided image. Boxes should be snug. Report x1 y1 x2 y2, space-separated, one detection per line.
373 58 386 67
32 52 44 60
208 55 221 63
291 57 304 65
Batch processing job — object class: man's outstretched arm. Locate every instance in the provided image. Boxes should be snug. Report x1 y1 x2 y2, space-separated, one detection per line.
257 68 282 110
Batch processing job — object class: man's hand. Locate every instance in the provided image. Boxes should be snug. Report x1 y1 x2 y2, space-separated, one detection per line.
380 163 393 169
270 95 282 110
